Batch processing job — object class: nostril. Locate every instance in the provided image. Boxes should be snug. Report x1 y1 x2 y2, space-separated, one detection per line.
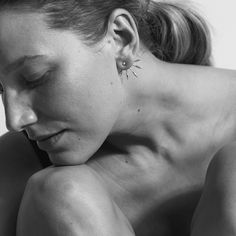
5 117 21 132
5 107 38 132
5 110 23 132
3 91 38 132
21 112 38 129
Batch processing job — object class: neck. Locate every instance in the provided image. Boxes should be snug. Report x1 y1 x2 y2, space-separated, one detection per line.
108 49 236 158
107 51 181 156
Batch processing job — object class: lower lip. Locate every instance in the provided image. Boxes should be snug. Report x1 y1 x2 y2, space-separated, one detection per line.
37 130 65 151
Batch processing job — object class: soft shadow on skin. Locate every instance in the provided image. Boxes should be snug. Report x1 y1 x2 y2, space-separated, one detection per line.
134 189 202 236
106 133 160 153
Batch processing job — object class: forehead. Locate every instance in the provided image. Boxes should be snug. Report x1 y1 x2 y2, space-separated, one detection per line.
0 10 48 60
0 10 89 70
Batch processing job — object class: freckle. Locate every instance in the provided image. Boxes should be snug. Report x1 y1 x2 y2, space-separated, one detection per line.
137 109 141 112
110 82 113 85
125 160 129 163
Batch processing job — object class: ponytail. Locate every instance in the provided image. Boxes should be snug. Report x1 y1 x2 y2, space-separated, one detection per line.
139 1 212 65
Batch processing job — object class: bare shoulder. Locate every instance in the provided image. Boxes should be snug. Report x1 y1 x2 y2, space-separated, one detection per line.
191 142 236 236
0 131 32 152
0 131 42 171
206 142 236 185
0 132 43 236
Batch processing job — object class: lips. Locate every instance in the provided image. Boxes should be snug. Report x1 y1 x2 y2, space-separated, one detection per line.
28 130 62 142
39 134 58 142
30 130 66 152
35 134 56 142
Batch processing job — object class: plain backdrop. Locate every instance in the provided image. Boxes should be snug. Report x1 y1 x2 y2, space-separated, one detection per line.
0 0 236 135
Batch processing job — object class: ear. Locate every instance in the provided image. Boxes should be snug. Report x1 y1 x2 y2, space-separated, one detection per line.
106 9 140 71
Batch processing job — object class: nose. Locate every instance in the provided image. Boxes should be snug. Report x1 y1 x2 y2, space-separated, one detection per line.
3 92 38 132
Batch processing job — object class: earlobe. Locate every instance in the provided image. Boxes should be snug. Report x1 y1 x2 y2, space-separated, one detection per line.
107 9 140 71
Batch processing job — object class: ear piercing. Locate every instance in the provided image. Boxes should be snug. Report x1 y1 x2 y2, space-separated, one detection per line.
122 61 127 67
121 59 141 80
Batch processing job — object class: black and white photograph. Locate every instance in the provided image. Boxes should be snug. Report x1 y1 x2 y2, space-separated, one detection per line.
0 0 236 235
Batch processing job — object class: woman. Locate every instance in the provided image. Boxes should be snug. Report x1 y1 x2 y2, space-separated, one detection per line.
0 0 235 235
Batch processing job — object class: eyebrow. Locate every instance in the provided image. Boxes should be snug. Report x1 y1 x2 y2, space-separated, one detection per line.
3 55 45 75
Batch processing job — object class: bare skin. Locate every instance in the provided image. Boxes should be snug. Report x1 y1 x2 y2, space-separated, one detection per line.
0 132 42 236
0 7 236 236
191 142 236 236
86 64 236 235
8 63 236 236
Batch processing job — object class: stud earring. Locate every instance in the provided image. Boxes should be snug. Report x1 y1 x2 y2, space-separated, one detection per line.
122 61 127 67
121 59 142 80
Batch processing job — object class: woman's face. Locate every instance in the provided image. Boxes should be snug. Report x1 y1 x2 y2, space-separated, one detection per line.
0 10 124 165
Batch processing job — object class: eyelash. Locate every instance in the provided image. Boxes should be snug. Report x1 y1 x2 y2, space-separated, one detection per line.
0 84 3 95
22 71 51 89
0 71 51 95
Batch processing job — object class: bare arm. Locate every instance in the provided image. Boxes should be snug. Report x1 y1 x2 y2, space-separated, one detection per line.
0 132 42 236
191 142 236 236
16 165 135 236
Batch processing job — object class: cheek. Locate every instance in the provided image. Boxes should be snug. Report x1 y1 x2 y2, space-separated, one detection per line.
34 54 123 134
34 74 122 129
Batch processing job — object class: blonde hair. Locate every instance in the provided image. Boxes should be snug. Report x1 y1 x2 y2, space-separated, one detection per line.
0 0 212 65
141 1 212 65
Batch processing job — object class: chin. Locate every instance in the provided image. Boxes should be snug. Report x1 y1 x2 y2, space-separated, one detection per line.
48 150 89 166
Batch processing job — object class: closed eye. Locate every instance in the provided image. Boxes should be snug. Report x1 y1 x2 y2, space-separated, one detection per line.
0 83 4 95
22 70 51 89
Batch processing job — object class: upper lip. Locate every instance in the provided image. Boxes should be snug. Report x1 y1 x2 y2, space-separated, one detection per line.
28 130 64 142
